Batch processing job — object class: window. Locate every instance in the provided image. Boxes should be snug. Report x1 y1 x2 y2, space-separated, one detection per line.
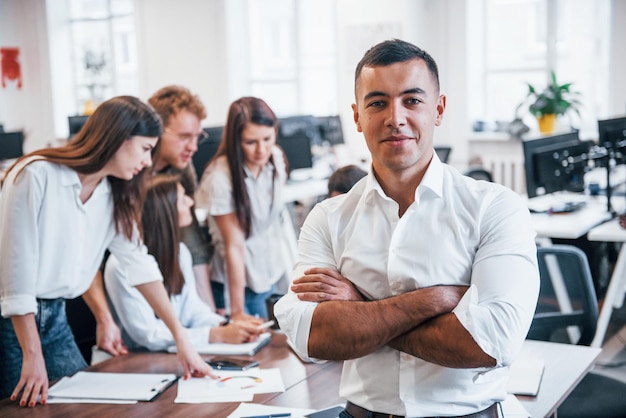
468 0 611 139
68 0 138 114
246 0 338 117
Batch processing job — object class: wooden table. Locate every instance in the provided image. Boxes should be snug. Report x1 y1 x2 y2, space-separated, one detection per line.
0 334 600 418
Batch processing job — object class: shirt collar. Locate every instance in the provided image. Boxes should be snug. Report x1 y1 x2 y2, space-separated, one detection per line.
243 159 275 179
59 164 111 197
418 151 444 199
362 151 445 201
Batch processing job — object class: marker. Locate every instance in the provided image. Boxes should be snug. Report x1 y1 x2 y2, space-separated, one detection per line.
258 320 275 330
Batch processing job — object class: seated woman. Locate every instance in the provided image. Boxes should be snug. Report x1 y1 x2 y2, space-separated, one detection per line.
104 175 262 352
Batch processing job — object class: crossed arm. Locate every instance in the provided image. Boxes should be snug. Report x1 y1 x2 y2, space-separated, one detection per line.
292 268 496 368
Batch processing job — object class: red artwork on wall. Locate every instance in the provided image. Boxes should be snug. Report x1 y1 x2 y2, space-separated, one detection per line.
1 47 23 89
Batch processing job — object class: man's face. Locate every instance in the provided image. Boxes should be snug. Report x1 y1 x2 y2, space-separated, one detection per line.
352 58 446 178
157 109 202 171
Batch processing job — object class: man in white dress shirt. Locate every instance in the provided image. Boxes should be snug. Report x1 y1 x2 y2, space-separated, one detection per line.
274 39 539 418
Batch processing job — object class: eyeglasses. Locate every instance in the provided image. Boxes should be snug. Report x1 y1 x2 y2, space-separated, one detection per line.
163 128 209 145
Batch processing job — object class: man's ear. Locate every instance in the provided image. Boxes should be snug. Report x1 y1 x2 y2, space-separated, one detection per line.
434 94 447 127
352 103 362 132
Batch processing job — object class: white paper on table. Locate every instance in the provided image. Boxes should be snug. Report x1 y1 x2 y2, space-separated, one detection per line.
46 397 137 404
506 355 545 396
44 377 137 404
227 403 316 418
47 372 177 401
501 394 530 418
175 368 285 404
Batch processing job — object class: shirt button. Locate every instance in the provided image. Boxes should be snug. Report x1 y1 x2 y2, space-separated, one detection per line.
391 282 402 292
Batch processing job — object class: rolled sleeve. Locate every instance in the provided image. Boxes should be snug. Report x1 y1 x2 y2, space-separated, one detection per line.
0 163 44 316
274 293 322 362
454 254 539 366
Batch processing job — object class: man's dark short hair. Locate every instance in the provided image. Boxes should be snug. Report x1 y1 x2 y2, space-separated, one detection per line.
328 164 367 196
354 39 440 93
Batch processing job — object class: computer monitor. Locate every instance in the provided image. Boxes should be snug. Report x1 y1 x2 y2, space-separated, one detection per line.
597 116 626 159
277 134 314 175
0 131 24 161
315 115 344 145
523 131 586 198
192 126 223 180
278 115 322 147
68 115 90 138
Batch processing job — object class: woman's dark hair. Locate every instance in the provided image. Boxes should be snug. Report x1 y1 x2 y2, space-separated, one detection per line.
355 39 440 94
214 96 279 238
8 96 162 240
141 174 185 296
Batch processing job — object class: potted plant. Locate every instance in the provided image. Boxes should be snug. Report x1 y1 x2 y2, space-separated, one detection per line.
516 71 582 134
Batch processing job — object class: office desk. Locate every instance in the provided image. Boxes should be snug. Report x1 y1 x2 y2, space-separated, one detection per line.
530 196 613 240
517 340 600 418
0 336 600 418
283 178 328 204
588 218 626 347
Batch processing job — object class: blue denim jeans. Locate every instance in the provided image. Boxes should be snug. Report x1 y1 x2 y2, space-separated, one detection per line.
0 299 87 399
210 281 276 319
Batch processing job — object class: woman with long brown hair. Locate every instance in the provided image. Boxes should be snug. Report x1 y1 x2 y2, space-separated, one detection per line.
195 97 297 321
104 174 262 351
0 96 213 407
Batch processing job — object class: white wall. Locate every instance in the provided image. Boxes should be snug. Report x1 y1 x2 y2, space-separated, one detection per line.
0 0 55 152
134 0 231 126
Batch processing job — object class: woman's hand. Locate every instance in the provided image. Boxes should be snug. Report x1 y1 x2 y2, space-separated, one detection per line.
174 336 219 380
230 312 264 324
96 319 128 356
291 267 365 302
212 319 263 344
11 349 48 407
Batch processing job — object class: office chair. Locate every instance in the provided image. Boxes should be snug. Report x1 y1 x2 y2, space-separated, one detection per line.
529 245 626 417
529 245 598 345
434 146 452 163
464 167 493 182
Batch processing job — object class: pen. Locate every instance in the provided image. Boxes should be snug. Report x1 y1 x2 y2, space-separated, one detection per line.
240 414 291 418
258 320 275 330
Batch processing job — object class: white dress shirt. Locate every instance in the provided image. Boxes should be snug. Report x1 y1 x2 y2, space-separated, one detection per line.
275 155 539 416
105 243 224 351
195 146 292 293
0 158 162 317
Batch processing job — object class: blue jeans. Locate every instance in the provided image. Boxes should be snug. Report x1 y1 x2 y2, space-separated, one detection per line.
210 281 276 319
0 299 87 399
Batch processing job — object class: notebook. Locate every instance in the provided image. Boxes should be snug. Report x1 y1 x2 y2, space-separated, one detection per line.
168 332 272 356
506 357 545 396
48 371 177 402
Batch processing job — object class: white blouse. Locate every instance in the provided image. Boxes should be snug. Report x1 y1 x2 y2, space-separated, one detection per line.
0 158 162 317
195 146 294 293
104 243 224 351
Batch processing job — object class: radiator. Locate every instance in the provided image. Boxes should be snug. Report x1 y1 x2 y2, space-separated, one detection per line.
483 154 526 195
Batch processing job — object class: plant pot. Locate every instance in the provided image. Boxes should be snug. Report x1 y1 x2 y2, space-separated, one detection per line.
537 114 556 134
